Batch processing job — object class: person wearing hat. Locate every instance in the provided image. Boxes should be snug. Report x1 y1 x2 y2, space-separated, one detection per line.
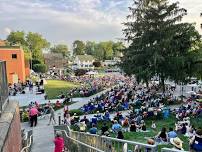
54 131 64 152
190 128 202 151
170 137 184 151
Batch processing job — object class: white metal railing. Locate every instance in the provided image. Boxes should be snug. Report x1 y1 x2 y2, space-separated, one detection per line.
161 148 188 152
71 130 158 152
21 130 33 152
55 129 104 152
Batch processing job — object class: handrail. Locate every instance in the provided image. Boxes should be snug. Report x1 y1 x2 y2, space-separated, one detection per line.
71 130 157 149
55 129 104 152
20 134 33 152
161 148 188 152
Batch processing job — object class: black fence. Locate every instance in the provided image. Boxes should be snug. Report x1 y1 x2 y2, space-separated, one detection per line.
0 61 8 112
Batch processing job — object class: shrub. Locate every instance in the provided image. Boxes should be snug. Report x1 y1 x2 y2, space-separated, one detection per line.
74 69 87 76
93 61 102 67
69 109 84 116
33 64 47 73
22 111 29 122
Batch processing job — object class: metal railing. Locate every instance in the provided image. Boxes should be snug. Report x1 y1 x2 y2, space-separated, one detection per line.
71 131 158 152
55 129 104 152
161 148 188 152
21 130 33 152
54 125 157 152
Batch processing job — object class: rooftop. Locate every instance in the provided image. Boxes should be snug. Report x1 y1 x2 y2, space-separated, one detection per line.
0 46 21 49
76 55 95 62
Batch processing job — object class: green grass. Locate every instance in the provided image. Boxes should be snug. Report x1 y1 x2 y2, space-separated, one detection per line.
44 80 80 99
72 115 202 151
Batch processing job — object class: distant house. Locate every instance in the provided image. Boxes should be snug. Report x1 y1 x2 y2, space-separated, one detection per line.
0 46 30 84
0 40 7 46
44 53 68 69
73 55 95 70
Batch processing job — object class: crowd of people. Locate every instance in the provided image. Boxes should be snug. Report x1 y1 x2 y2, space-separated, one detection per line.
59 75 127 98
62 78 202 152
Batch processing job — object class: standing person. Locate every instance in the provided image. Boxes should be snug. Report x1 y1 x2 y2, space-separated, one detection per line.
29 106 38 127
48 106 56 125
54 131 64 152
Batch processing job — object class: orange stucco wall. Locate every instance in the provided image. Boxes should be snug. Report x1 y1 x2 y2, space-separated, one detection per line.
0 47 30 84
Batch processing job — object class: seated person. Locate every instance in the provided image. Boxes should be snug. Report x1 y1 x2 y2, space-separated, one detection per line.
79 121 87 132
103 111 110 121
170 137 184 151
141 121 147 131
122 117 130 132
94 111 102 120
157 127 168 142
112 120 122 133
101 123 109 135
168 127 177 139
130 120 137 132
151 121 156 130
89 124 97 134
117 130 124 139
80 115 89 125
190 128 202 152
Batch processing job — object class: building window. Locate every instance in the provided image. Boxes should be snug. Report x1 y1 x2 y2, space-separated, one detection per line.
12 54 17 59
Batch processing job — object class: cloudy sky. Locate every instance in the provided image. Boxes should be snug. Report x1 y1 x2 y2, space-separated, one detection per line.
0 0 201 47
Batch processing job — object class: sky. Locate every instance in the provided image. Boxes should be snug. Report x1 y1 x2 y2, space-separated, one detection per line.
0 0 201 48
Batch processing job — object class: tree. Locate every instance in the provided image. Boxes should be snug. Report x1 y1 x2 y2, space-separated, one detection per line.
26 32 50 63
73 40 85 55
99 41 113 60
112 42 125 57
85 41 96 55
122 0 201 91
50 44 69 57
6 31 27 46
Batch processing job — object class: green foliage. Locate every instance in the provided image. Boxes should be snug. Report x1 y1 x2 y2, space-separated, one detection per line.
50 44 69 57
26 32 50 63
74 69 87 76
6 31 27 46
69 109 84 116
33 64 47 73
73 40 85 55
93 61 102 67
22 111 29 122
122 0 202 90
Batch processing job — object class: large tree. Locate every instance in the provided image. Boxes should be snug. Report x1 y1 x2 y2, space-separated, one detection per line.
6 31 27 46
85 41 96 55
73 40 85 55
50 44 69 57
122 0 201 90
26 32 50 63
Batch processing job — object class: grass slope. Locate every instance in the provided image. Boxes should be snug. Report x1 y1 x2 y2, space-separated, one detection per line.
44 80 80 99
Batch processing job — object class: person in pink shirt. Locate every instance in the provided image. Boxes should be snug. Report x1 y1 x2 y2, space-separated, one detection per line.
54 131 64 152
29 106 38 127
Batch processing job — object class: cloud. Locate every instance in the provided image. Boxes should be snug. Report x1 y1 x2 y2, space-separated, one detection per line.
3 27 12 35
0 0 201 46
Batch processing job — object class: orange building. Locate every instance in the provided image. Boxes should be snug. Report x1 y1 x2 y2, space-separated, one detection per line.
0 46 30 84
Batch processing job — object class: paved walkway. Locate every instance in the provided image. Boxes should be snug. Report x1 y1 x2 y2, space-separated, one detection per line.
21 87 113 152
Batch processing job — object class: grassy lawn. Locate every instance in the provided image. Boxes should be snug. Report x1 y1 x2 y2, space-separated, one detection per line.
72 115 202 151
44 80 80 99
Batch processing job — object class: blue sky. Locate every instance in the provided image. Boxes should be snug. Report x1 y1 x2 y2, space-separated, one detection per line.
0 0 201 48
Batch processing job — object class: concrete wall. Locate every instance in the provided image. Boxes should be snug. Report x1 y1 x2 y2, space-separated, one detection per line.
0 101 22 152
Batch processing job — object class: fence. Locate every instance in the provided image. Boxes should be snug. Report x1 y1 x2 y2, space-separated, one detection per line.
54 125 158 152
54 128 104 152
161 148 188 152
21 130 33 152
0 61 9 114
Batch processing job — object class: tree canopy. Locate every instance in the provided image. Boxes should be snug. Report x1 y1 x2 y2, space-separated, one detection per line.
73 40 85 55
121 0 202 89
50 44 69 57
